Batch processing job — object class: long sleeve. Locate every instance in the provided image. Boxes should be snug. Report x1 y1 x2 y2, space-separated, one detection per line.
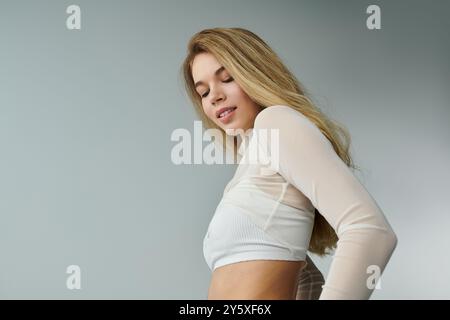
253 105 398 300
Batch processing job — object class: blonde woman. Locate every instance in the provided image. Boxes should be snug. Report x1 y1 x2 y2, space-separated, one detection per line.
181 27 397 300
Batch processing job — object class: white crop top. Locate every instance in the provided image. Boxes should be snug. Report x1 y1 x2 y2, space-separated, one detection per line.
204 105 398 299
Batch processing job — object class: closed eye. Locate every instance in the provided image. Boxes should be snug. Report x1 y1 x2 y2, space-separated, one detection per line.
201 77 234 98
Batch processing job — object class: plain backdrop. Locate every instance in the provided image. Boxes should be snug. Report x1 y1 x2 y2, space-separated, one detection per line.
0 0 449 299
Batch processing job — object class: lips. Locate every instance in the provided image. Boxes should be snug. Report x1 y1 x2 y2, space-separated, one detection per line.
216 106 237 118
217 106 237 125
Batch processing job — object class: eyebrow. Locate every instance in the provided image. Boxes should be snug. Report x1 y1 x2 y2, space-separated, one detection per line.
194 66 226 89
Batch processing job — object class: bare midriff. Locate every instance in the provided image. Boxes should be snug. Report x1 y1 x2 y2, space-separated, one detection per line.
207 259 306 300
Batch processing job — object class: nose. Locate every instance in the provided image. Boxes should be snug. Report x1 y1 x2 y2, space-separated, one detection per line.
209 85 225 106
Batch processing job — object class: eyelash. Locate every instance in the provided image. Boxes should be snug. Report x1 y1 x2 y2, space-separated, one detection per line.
201 77 234 98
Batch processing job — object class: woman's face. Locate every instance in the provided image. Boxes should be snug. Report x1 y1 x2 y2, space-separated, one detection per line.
191 52 263 134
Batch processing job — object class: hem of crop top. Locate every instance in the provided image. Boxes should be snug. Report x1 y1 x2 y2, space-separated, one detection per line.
211 251 308 272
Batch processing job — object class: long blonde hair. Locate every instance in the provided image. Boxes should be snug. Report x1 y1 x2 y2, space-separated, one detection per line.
180 27 360 257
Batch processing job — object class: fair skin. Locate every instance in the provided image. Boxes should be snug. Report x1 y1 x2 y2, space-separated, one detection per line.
192 52 263 133
191 52 307 300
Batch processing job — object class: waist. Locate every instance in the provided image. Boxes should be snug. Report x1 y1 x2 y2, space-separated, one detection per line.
208 259 306 300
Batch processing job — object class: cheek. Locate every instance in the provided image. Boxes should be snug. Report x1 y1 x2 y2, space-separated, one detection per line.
228 84 246 100
202 103 215 120
230 85 255 107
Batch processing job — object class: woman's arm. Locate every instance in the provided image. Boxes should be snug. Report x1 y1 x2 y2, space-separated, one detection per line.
296 254 325 300
254 105 398 299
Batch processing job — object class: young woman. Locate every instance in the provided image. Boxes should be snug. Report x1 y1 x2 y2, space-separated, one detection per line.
181 27 397 300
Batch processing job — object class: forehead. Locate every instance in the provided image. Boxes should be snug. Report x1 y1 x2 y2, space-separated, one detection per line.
191 52 222 82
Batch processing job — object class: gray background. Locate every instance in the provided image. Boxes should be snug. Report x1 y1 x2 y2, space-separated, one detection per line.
0 0 448 299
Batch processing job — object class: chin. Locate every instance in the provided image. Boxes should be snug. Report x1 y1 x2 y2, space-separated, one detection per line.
221 124 240 135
